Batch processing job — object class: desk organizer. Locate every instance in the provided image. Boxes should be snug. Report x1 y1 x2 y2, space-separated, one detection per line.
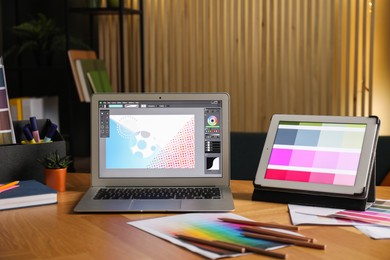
0 119 66 183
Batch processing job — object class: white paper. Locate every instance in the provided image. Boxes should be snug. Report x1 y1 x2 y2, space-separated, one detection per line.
288 204 361 226
128 213 292 259
288 204 390 239
355 225 390 239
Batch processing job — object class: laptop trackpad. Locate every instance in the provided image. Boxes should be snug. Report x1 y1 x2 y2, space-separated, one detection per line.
130 200 182 211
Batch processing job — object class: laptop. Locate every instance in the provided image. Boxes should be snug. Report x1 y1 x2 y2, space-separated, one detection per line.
74 92 235 212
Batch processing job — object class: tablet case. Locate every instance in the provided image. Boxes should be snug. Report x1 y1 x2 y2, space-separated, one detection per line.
252 161 376 211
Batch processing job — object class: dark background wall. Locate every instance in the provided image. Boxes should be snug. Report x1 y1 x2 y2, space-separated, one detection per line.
0 0 93 157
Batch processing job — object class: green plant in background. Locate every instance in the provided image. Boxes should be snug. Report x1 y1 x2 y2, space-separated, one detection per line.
7 13 62 55
4 13 89 64
38 150 72 169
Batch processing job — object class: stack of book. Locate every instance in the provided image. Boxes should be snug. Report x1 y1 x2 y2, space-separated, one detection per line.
0 180 57 210
9 96 59 125
68 50 113 102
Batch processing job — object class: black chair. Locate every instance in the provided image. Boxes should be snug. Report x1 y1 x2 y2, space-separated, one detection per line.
230 132 267 180
375 136 390 185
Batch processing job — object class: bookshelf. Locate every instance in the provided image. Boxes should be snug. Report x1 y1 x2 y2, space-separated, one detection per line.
64 0 145 93
63 1 145 159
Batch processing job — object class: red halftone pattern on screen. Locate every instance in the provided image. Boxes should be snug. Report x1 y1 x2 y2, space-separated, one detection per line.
148 118 195 168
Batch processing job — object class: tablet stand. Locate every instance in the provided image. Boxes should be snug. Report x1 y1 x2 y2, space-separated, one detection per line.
252 161 376 211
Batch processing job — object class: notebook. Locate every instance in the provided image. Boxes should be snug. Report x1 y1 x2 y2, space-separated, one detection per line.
74 93 235 212
0 180 57 210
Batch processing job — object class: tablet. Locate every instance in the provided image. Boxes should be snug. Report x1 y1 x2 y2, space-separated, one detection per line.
254 114 380 195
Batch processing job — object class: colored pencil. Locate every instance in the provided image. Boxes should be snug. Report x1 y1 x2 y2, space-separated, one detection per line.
242 232 326 250
190 241 236 255
219 217 299 231
217 240 287 259
175 234 246 253
241 226 314 242
0 181 19 192
176 234 287 259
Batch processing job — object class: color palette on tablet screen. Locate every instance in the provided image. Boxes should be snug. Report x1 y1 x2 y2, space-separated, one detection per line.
265 121 366 186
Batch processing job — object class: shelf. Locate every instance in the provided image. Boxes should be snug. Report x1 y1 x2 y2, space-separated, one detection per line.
69 7 142 16
6 67 65 71
66 1 145 92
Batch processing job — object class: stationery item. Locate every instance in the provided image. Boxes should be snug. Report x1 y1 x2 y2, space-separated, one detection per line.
240 226 313 242
253 114 380 210
355 225 390 239
176 234 246 253
0 180 57 210
9 97 23 120
29 116 40 142
86 70 113 93
11 96 59 123
0 62 16 145
0 184 19 193
74 93 234 213
329 200 390 227
189 241 236 255
128 213 291 259
242 232 326 250
0 181 19 192
219 217 299 231
75 59 108 102
288 203 390 239
237 244 286 259
43 123 58 142
176 234 287 259
67 50 97 102
288 204 364 226
22 124 36 143
22 98 44 121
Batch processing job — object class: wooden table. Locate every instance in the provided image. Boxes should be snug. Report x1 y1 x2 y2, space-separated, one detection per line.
1 173 389 259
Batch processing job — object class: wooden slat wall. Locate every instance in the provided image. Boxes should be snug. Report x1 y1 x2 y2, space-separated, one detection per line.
99 0 375 132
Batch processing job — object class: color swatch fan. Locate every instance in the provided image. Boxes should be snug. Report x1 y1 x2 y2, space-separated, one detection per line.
0 59 16 145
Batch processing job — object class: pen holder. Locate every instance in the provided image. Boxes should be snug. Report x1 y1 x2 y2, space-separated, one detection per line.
0 119 66 184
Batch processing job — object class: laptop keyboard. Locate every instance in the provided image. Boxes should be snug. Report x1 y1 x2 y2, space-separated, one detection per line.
93 187 221 200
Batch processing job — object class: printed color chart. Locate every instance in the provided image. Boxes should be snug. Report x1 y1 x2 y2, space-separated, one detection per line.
265 121 366 186
331 200 390 227
0 64 16 145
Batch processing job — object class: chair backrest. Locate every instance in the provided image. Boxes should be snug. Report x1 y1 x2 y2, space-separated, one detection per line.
376 136 390 185
231 132 267 180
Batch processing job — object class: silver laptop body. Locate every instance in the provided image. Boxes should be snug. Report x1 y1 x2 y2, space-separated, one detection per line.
74 93 234 212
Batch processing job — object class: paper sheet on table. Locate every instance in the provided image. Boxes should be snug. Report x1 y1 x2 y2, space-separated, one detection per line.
288 204 362 226
328 199 390 227
288 203 390 239
128 213 294 259
355 225 390 239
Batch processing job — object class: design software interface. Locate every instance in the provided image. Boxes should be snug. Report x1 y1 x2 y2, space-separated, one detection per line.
98 100 223 178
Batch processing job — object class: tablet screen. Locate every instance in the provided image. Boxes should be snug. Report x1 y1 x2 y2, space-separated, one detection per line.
265 121 365 186
254 115 380 195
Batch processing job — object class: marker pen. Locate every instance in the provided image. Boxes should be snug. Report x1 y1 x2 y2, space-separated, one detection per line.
22 124 36 144
43 123 58 142
29 116 40 143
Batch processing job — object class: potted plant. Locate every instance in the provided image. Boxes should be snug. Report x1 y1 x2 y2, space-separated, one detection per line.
38 150 72 192
5 13 89 66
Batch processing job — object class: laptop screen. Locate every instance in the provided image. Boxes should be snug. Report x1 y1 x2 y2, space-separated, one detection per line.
97 99 223 179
